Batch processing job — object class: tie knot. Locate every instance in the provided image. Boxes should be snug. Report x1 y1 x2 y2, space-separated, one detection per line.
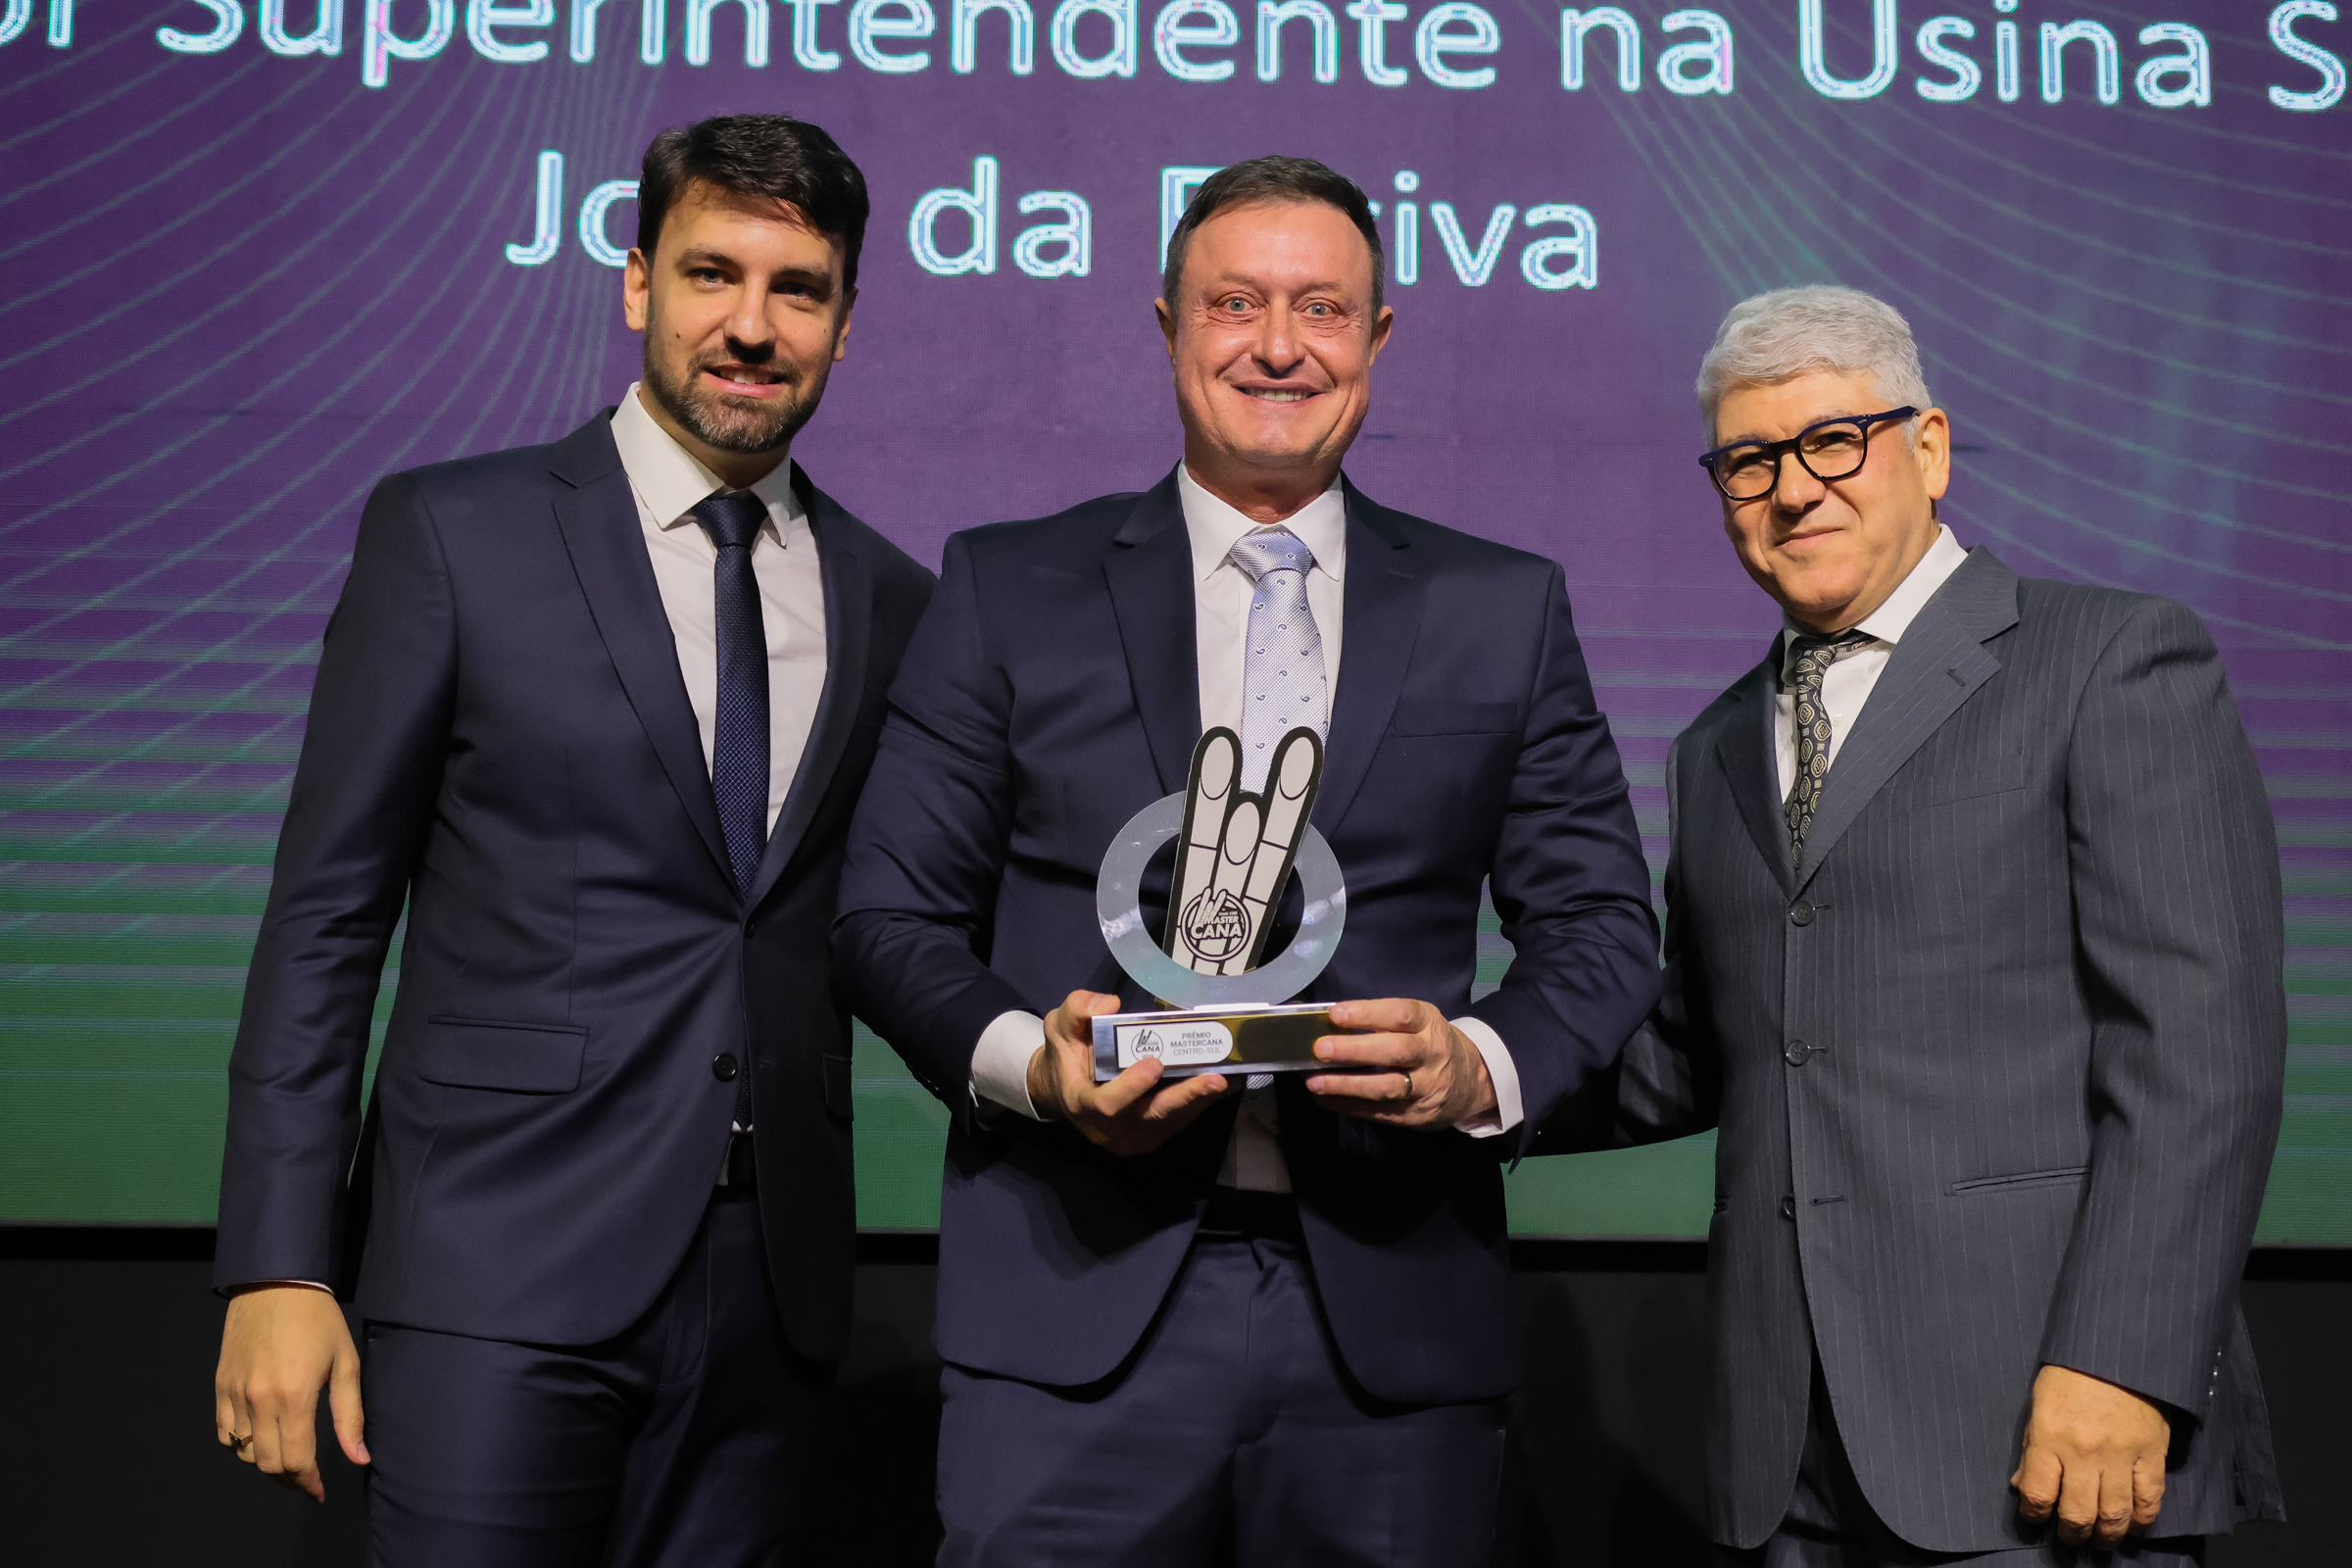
691 491 767 553
1788 627 1872 675
1227 527 1314 583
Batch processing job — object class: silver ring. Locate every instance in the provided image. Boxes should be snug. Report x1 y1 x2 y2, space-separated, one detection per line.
1401 1071 1415 1102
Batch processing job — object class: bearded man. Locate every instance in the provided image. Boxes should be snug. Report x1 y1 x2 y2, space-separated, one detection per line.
209 115 934 1566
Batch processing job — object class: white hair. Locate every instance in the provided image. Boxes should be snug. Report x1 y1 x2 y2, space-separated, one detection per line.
1696 285 1933 438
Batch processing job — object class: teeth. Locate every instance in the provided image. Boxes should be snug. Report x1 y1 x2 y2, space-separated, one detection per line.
1248 390 1309 402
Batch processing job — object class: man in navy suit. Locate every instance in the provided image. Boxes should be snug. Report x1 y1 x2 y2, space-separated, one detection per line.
835 156 1660 1564
210 116 934 1565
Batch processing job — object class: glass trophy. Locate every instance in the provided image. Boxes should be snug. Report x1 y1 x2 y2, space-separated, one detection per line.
1091 725 1350 1081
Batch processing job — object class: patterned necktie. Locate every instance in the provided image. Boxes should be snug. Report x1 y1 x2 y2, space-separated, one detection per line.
1227 526 1328 792
1784 628 1873 864
689 491 770 897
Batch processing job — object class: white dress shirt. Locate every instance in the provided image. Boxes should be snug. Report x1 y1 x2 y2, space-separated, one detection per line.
1774 525 1970 800
967 466 1523 1192
611 383 828 831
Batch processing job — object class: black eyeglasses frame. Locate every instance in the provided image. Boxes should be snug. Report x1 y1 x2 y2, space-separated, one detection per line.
1697 407 1919 501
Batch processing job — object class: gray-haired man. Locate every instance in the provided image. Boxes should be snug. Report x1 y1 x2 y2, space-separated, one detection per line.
1544 285 2285 1564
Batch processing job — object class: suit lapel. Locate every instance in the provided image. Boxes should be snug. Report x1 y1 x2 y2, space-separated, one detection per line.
1792 549 2020 895
746 470 870 912
1314 483 1421 834
548 415 732 888
1712 654 1794 897
1103 472 1201 797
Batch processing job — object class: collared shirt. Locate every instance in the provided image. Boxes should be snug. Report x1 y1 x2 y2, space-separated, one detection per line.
1773 524 1970 801
967 466 1523 1191
610 382 828 835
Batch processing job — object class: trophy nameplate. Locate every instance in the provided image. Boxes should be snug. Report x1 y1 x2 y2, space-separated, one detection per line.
1091 727 1353 1082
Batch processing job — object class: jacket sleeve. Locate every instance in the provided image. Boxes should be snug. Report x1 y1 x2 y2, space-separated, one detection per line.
2037 596 2285 1416
1466 564 1665 1157
1528 729 1720 1155
213 473 456 1293
831 532 1033 1135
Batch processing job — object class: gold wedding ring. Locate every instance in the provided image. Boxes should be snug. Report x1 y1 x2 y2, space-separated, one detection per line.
232 1432 255 1449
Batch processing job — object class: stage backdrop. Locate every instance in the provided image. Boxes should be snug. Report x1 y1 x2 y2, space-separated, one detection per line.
1 0 2345 1237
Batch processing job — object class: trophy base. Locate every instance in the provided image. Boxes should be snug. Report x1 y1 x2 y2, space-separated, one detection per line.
1091 1003 1344 1082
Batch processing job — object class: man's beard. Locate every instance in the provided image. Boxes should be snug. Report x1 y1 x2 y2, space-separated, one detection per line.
643 345 823 456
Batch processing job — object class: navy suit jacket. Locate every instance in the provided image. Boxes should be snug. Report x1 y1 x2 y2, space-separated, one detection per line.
1539 551 2285 1548
833 471 1659 1403
214 412 935 1361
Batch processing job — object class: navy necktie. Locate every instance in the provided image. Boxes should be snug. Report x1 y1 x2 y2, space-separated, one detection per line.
690 491 770 897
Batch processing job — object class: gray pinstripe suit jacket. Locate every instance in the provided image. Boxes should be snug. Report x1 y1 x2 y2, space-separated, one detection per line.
1543 548 2286 1551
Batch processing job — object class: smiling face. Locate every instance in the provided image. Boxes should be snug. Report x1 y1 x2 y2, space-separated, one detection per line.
622 180 854 488
1711 369 1950 633
1156 199 1393 522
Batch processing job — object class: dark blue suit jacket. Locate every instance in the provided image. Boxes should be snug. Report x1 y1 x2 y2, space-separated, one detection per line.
833 471 1658 1403
214 413 935 1361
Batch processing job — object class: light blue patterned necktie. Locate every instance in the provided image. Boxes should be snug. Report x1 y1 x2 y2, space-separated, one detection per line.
1227 526 1328 793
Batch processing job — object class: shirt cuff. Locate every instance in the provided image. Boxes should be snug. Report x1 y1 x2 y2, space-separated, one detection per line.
1449 1015 1522 1138
230 1280 335 1296
970 1009 1049 1120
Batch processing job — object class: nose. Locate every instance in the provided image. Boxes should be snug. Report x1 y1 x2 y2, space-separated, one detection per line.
1770 446 1825 513
725 284 777 357
1253 303 1304 378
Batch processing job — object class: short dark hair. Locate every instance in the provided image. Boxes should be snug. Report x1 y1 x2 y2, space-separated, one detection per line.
637 115 871 291
1160 156 1385 314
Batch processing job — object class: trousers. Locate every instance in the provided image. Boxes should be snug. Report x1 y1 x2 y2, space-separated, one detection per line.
936 1231 1508 1567
362 1183 832 1567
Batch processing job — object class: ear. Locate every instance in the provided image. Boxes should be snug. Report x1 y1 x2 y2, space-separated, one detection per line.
1366 304 1396 366
1914 407 1951 502
832 284 858 364
1155 296 1178 366
623 248 652 333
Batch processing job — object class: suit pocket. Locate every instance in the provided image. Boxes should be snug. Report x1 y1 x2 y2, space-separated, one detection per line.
416 1017 588 1093
1390 699 1518 737
1906 761 2028 809
822 1053 855 1123
1947 1164 2088 1197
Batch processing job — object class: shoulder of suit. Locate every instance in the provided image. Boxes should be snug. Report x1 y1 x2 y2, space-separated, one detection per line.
1351 497 1561 577
389 438 571 501
798 479 936 590
1681 675 1760 752
2010 571 2203 649
952 490 1150 558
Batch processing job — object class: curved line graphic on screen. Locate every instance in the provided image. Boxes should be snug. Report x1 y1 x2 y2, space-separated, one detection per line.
1 5 2344 1238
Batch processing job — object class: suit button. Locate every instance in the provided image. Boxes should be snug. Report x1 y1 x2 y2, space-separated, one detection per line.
1784 1040 1813 1066
712 1054 739 1083
1780 1196 1796 1220
1788 900 1815 926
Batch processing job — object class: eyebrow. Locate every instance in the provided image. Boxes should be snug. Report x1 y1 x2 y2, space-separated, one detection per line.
1715 409 1873 447
1202 276 1355 299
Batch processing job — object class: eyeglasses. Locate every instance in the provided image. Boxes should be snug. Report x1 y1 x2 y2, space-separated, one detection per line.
1697 408 1916 501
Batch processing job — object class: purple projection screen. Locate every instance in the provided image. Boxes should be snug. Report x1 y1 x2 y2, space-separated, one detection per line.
1 0 2345 1236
